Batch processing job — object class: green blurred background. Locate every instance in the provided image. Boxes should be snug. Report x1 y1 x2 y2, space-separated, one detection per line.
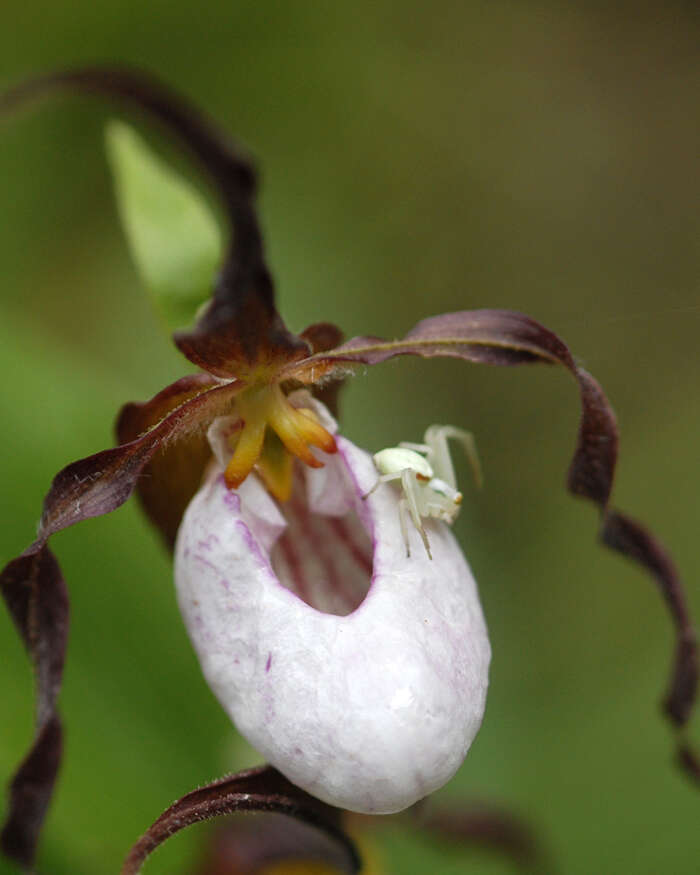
1 2 699 872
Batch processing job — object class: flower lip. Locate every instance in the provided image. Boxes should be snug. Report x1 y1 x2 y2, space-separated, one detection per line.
175 399 491 814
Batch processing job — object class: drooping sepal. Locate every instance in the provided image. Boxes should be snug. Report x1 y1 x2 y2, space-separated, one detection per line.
195 814 369 875
116 372 224 548
39 377 241 542
298 321 346 417
602 509 698 726
121 765 361 875
174 288 311 378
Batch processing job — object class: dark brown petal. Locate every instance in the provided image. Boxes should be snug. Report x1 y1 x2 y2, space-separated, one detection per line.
0 546 68 869
413 802 545 873
174 296 310 378
298 322 346 417
294 307 698 773
116 373 221 549
39 379 240 541
296 309 567 368
602 511 698 727
0 379 240 869
195 814 358 875
121 766 361 875
0 67 306 376
292 309 616 506
678 745 700 783
300 322 345 353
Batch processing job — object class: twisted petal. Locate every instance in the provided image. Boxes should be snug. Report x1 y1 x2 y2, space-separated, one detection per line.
116 372 224 548
175 408 490 814
0 547 67 867
121 765 360 875
0 376 240 868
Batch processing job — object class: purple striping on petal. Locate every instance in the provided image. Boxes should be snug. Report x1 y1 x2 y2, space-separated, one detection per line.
275 524 310 604
271 474 371 615
288 492 347 609
336 438 381 578
194 555 217 572
235 520 267 565
327 516 373 576
198 534 220 551
265 653 272 672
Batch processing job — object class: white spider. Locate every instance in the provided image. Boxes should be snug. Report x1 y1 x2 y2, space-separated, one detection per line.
365 425 482 559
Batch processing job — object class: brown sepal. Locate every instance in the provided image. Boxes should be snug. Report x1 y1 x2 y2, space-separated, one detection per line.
602 510 698 726
121 765 361 875
299 321 346 417
195 813 359 875
116 373 221 549
678 745 700 783
39 378 240 542
414 802 547 873
0 378 240 869
174 291 310 378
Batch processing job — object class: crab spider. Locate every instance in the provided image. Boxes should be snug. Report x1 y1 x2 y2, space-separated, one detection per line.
366 425 481 559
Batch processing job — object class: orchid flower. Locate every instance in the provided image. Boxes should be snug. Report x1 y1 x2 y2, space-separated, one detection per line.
0 68 697 875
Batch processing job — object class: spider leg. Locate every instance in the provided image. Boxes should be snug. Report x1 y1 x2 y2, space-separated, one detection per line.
426 501 457 524
401 468 432 559
424 425 483 489
362 471 403 499
398 498 411 557
398 441 429 455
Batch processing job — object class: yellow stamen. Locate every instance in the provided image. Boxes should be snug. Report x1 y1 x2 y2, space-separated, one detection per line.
268 401 336 464
222 384 337 495
224 417 266 489
256 431 295 501
294 407 338 455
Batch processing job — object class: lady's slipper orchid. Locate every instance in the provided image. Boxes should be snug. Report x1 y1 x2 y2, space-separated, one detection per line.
177 394 490 813
0 67 697 874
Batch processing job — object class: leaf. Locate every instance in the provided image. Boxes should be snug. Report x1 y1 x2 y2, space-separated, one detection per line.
105 120 222 332
1 67 309 373
121 766 361 875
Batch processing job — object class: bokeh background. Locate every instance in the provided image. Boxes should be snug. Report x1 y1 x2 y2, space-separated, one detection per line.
1 2 699 873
